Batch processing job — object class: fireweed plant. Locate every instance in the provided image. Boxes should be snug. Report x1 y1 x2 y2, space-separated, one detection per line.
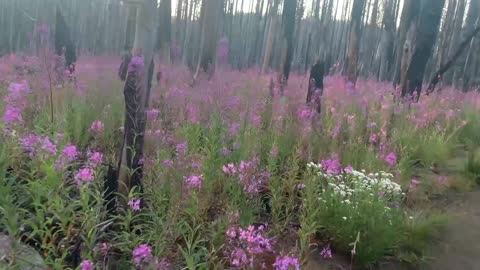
0 56 476 269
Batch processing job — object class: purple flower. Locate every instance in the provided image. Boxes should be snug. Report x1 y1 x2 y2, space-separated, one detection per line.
146 109 159 122
80 260 94 270
273 255 300 270
295 183 305 190
384 152 397 166
223 163 237 175
75 168 94 185
191 161 202 170
411 179 421 186
176 142 187 156
128 198 141 212
3 105 24 125
331 123 341 138
20 134 41 155
321 158 342 175
229 247 249 267
90 120 104 134
99 242 109 255
88 151 103 168
344 165 354 173
42 137 57 155
61 144 78 162
184 175 203 189
2 81 29 126
132 244 152 266
320 245 332 259
128 55 145 73
369 133 377 143
298 108 314 121
367 122 377 128
162 159 173 168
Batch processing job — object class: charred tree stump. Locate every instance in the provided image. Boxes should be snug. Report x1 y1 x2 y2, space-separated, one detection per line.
307 61 325 117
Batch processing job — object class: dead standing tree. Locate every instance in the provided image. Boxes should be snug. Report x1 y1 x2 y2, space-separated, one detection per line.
345 0 367 85
278 0 297 95
55 7 76 73
116 0 157 209
194 0 223 81
401 0 446 100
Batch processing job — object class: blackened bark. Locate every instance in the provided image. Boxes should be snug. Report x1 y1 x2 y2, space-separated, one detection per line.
403 0 446 99
55 7 76 70
307 61 324 104
393 0 421 85
346 0 366 84
124 7 137 51
280 0 297 82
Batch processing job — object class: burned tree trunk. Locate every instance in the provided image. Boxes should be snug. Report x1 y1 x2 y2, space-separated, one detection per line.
194 0 222 79
157 0 172 64
117 0 157 208
377 0 395 81
306 61 325 115
345 0 366 85
402 0 446 99
261 0 280 74
55 7 76 73
393 0 420 85
279 0 297 84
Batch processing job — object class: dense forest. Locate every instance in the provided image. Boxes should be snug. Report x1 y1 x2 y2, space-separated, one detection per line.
1 0 480 93
3 1 480 269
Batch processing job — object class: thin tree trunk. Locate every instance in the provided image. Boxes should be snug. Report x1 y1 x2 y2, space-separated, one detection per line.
117 0 157 207
279 0 297 85
346 0 366 84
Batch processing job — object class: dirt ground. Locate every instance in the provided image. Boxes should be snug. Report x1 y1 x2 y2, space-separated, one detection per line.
305 191 480 270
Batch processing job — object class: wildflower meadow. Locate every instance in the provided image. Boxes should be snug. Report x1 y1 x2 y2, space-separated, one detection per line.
1 54 480 270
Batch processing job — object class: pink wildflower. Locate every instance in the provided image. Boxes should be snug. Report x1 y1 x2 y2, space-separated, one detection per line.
75 168 94 185
128 198 141 212
88 151 103 168
410 179 421 186
295 183 306 190
162 159 173 167
80 260 94 270
176 142 187 155
184 175 203 189
90 120 104 134
223 163 237 175
384 152 397 166
100 242 109 255
273 255 300 270
321 158 342 175
146 109 159 121
62 145 78 162
132 244 152 266
320 245 332 258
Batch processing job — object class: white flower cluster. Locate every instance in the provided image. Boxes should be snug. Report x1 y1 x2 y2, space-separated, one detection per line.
307 162 404 200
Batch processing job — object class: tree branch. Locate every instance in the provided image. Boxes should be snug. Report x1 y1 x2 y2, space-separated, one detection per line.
427 23 480 93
